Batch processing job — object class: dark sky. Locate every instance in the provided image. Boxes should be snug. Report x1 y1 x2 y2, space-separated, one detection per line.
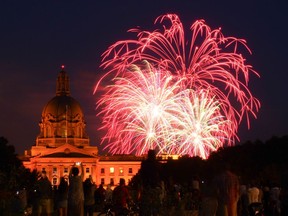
0 0 287 155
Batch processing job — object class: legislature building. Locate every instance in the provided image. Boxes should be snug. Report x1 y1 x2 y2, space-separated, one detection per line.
22 67 144 186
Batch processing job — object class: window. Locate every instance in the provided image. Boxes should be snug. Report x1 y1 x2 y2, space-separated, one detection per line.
52 178 57 185
53 167 57 174
110 178 114 186
101 178 105 185
64 167 68 173
86 167 90 173
128 168 133 174
109 167 114 174
61 125 67 138
119 167 124 175
101 168 105 174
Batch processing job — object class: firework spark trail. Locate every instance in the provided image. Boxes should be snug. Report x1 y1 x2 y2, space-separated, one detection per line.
95 14 260 158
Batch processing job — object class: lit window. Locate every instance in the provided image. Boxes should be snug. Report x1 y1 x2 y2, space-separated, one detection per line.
86 168 90 173
119 167 124 175
101 168 105 174
128 168 133 174
64 167 68 173
110 167 114 174
110 178 114 186
101 178 105 185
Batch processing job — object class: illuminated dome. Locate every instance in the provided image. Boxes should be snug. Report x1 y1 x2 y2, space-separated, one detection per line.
36 67 89 148
42 95 84 121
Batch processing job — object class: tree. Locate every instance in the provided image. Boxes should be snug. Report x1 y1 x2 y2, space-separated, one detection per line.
0 137 38 214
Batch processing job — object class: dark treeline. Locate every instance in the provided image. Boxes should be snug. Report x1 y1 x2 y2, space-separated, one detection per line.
208 135 288 187
0 137 38 192
132 135 288 189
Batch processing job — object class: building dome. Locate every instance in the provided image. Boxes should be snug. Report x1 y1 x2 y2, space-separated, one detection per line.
36 67 89 148
42 95 84 121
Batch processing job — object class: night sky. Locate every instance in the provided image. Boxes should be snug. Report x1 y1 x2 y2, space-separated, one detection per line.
0 0 287 155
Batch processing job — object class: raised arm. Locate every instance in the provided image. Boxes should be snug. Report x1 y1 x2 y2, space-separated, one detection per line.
80 163 84 180
69 164 74 178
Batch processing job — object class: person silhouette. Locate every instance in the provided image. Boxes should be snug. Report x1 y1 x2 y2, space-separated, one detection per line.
113 178 131 216
37 170 53 216
68 163 84 216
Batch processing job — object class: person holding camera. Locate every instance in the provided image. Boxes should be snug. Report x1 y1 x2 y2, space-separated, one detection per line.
68 162 84 216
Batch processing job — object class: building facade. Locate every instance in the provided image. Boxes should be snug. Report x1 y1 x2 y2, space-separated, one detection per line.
22 67 143 186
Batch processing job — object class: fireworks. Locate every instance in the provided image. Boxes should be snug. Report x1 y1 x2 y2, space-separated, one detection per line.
95 14 260 159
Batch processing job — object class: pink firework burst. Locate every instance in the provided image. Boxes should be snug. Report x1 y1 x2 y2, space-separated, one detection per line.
97 62 230 159
95 14 260 158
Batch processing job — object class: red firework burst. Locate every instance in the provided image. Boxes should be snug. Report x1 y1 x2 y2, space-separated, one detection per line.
95 14 260 158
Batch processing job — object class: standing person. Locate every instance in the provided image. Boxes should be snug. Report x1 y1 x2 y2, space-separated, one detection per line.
57 177 69 216
214 163 239 216
199 179 218 216
138 150 161 215
37 170 53 216
102 184 113 215
191 179 202 216
94 183 106 212
105 184 113 203
247 182 260 204
262 186 271 216
237 185 249 216
68 163 84 216
270 183 281 215
113 178 131 216
83 177 96 216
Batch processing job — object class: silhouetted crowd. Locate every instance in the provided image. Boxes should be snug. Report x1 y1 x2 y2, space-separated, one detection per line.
11 160 288 216
21 163 133 216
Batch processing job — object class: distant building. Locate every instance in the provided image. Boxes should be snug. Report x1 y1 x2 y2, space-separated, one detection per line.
22 67 144 186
